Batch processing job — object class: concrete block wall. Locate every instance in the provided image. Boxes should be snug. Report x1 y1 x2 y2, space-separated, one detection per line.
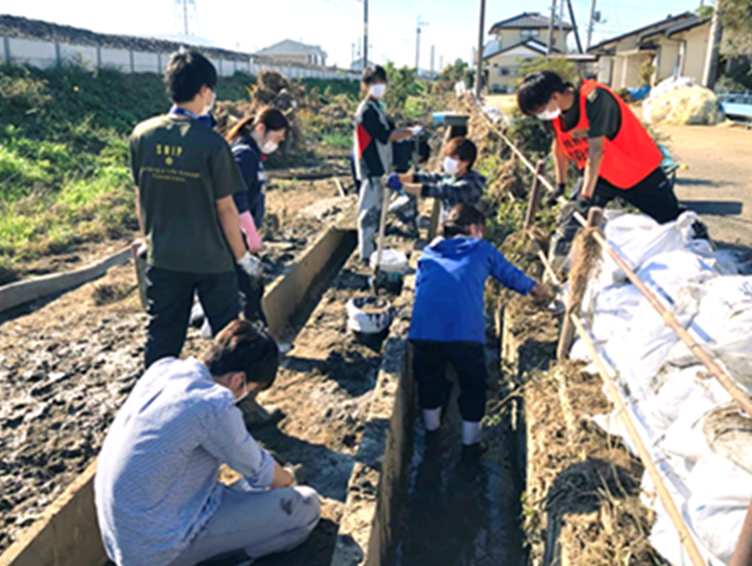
7 38 57 68
59 44 98 68
132 51 159 74
99 47 131 71
0 34 359 81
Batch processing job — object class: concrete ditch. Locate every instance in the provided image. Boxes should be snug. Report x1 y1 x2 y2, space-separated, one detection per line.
0 226 541 566
0 224 424 566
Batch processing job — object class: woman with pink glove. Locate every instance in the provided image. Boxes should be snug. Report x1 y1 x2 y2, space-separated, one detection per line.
225 107 290 326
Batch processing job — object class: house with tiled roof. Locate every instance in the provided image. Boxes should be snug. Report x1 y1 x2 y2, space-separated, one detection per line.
256 39 327 66
482 12 572 93
588 13 713 88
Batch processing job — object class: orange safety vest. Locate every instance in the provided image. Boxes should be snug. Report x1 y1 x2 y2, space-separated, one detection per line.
552 80 662 189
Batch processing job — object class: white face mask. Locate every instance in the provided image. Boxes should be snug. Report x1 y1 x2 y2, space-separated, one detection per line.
536 107 561 121
369 84 386 99
443 156 460 175
203 89 216 116
261 140 278 155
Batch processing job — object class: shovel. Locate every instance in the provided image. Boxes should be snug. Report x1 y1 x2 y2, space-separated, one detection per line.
371 178 391 294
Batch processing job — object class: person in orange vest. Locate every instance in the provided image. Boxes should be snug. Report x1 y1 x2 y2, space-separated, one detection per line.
517 71 704 262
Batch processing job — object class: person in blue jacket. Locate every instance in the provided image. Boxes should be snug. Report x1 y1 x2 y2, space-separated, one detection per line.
224 107 290 326
409 204 548 456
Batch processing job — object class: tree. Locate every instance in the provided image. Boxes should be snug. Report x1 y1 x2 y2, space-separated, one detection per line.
440 59 473 86
517 56 579 84
382 61 425 108
718 0 752 54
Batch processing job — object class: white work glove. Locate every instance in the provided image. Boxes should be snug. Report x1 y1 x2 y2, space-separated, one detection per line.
238 252 263 278
412 126 423 136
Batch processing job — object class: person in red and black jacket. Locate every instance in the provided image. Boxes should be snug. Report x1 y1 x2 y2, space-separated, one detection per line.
353 65 421 261
517 71 705 264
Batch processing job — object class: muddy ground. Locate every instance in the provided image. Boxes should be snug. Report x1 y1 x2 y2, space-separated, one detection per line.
0 178 358 554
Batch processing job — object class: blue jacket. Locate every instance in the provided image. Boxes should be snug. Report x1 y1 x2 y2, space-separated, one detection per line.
230 136 266 216
409 237 536 344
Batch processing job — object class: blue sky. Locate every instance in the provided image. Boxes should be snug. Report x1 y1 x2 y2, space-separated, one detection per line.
2 0 703 69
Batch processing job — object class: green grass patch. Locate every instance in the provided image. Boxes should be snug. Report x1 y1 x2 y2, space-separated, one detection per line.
320 131 351 149
0 63 261 277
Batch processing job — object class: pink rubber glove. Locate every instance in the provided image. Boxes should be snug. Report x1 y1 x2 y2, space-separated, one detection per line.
239 211 263 253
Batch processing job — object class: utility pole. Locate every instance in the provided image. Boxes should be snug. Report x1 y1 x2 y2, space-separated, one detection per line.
702 1 722 89
566 0 584 53
559 0 566 51
430 45 435 76
547 0 557 56
415 17 429 71
363 0 369 71
351 43 355 68
586 0 598 50
475 0 486 98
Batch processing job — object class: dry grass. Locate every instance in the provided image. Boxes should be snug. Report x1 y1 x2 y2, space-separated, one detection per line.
523 362 661 566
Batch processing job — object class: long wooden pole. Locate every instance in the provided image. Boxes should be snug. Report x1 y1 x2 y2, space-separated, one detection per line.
570 315 707 566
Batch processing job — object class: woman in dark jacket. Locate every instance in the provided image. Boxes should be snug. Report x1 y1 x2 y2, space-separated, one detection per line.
225 107 289 326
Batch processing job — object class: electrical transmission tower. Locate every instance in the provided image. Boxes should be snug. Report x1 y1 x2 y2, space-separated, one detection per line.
173 0 199 36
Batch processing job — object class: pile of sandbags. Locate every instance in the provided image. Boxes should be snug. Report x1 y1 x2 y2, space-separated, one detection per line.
571 211 752 565
643 77 726 125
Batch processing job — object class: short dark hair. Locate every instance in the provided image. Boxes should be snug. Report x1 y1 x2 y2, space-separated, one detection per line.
362 65 387 85
517 71 568 116
164 49 217 104
444 137 478 169
202 320 279 390
441 204 486 238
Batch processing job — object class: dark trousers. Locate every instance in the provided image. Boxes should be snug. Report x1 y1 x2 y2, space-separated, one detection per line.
237 267 268 327
552 167 682 257
145 266 239 368
411 340 488 423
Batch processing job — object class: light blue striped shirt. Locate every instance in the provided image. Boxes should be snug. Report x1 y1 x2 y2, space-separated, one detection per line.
94 357 275 566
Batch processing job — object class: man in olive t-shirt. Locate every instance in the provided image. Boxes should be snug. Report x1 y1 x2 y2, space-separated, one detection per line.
131 50 261 368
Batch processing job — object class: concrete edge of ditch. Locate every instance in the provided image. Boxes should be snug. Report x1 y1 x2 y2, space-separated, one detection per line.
0 225 356 566
330 260 417 566
0 248 132 315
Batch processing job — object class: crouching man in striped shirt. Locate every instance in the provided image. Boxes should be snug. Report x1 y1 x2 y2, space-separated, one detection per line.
95 320 320 566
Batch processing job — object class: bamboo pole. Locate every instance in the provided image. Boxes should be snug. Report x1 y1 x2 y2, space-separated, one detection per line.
570 315 707 566
476 101 752 565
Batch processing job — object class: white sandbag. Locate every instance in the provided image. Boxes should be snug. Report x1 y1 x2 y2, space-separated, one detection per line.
586 284 644 343
601 211 697 284
600 297 688 399
687 454 752 564
685 240 740 276
644 366 732 433
369 249 409 274
636 250 717 304
667 276 752 388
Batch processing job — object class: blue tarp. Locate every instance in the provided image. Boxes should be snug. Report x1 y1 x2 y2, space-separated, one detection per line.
627 85 650 101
